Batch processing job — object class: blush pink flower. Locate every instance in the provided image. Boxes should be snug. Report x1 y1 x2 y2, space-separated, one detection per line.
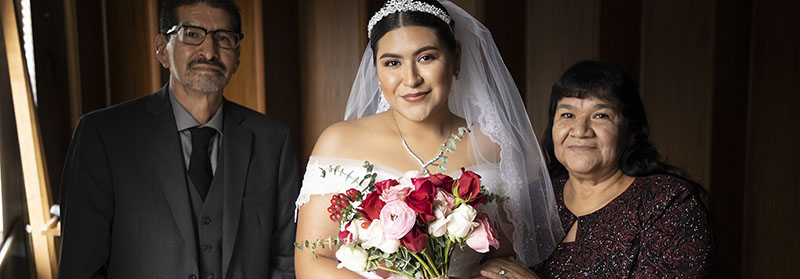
379 200 418 239
434 188 457 209
466 213 500 253
380 184 414 202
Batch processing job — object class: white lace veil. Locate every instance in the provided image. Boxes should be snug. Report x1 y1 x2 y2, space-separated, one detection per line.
344 0 563 266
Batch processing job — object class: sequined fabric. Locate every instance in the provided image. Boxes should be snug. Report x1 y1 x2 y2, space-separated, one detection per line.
535 175 714 278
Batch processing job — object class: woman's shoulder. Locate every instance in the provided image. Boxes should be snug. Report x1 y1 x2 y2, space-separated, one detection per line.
632 174 707 216
634 174 700 198
311 113 392 157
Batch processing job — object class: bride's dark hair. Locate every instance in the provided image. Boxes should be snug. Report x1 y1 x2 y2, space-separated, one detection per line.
369 0 457 63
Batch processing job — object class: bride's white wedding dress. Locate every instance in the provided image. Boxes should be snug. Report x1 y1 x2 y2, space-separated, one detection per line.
296 156 504 278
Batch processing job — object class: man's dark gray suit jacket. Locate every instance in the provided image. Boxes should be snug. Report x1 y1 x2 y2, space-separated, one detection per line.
58 86 299 278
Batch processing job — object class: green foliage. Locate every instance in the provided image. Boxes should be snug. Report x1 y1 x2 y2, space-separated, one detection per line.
431 125 472 173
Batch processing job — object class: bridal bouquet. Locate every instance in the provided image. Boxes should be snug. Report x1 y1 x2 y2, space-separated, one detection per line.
298 163 505 279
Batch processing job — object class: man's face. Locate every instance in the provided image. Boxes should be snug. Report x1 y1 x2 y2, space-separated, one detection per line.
157 3 240 93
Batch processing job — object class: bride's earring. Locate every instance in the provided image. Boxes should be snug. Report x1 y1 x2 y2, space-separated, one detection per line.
377 81 392 113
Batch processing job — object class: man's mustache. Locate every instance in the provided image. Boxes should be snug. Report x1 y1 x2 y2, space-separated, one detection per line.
187 57 226 72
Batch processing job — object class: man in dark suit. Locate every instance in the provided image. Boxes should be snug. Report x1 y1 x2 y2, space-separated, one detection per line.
58 0 299 278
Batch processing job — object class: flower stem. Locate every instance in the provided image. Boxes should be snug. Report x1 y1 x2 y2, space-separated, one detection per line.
444 239 452 274
410 251 435 278
423 250 442 278
376 266 415 279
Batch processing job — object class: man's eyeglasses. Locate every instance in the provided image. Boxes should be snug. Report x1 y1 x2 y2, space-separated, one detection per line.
165 25 243 49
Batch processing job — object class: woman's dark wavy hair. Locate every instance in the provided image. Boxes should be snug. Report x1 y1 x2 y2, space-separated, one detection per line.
369 0 457 64
542 60 690 180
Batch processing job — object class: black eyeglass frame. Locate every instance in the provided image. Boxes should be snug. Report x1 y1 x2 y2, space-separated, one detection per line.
164 24 244 49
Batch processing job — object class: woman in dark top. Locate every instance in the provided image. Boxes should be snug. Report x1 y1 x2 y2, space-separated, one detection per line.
473 60 713 279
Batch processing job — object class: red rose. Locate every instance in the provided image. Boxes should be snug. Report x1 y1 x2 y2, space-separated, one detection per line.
406 190 436 223
467 193 486 207
358 192 385 221
428 173 454 192
411 177 435 195
374 179 399 194
456 168 482 200
339 230 353 242
400 227 429 253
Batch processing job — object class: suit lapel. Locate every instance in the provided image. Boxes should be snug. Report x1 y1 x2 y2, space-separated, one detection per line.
141 87 198 264
221 100 252 277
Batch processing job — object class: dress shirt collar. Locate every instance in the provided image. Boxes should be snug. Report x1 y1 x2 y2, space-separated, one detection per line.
168 86 224 134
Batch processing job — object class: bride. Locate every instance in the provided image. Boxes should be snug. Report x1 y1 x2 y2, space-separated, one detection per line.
294 1 563 278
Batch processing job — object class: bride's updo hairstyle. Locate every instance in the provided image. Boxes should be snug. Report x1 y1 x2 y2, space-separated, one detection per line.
368 0 457 64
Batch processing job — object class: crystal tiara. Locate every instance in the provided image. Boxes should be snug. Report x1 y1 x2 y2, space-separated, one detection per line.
367 0 452 38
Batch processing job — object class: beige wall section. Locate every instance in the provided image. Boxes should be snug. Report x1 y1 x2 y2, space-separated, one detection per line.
299 0 366 159
226 0 265 113
105 0 160 104
640 0 714 187
526 0 600 141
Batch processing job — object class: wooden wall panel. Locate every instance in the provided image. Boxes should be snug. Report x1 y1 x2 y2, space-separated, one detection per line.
105 0 160 104
299 0 366 160
526 0 600 140
225 0 265 113
640 0 714 187
709 0 752 277
0 19 32 279
742 0 800 276
263 1 302 160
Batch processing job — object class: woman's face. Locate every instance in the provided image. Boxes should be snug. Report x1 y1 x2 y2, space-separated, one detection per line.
375 25 456 122
552 96 629 178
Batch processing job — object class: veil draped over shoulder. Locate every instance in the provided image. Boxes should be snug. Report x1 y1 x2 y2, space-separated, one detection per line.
343 0 563 267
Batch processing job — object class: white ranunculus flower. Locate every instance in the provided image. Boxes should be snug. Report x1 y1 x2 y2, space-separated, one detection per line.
359 220 400 253
446 203 478 238
335 244 369 272
428 200 452 237
346 219 365 240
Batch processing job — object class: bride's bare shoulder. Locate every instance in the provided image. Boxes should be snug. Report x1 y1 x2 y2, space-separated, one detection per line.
311 113 392 157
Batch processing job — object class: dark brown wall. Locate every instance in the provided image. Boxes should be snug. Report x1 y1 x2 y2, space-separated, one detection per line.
742 0 800 276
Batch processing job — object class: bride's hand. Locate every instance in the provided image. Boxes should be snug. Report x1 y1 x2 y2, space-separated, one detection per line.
471 257 539 279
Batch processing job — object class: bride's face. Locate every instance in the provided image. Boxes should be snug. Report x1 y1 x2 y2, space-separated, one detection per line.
376 25 457 122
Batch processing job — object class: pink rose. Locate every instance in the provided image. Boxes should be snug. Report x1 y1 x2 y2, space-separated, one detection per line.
434 188 457 208
466 213 499 253
380 184 414 202
379 200 418 239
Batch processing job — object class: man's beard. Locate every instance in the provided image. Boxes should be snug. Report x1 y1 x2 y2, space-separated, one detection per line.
183 57 229 92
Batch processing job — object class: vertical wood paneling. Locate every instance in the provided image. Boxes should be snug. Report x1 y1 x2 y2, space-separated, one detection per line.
2 0 58 275
526 0 600 140
709 0 752 277
743 0 800 276
225 0 265 113
0 18 33 279
640 0 714 187
263 1 302 160
105 0 160 104
299 0 366 160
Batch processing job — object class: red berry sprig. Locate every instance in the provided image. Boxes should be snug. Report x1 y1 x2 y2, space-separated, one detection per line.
327 188 363 222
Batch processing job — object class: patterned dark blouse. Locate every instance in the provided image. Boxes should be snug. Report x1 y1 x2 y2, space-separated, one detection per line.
535 175 714 278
